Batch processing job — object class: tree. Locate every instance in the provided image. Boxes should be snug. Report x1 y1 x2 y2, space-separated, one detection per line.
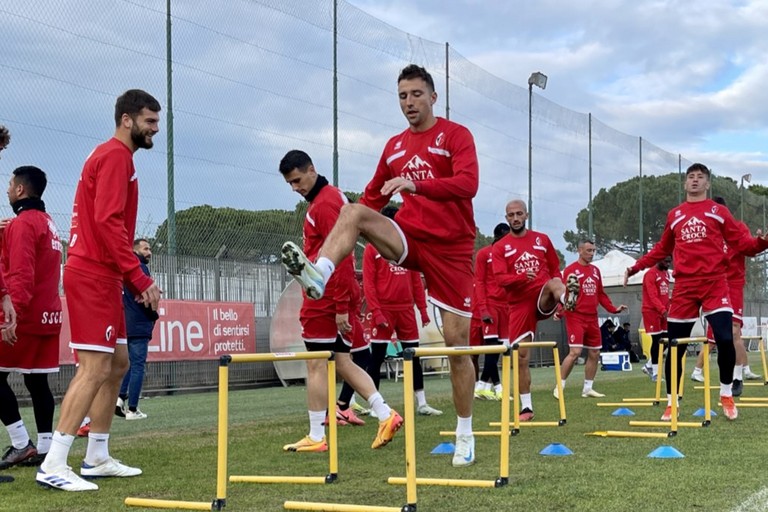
154 201 492 263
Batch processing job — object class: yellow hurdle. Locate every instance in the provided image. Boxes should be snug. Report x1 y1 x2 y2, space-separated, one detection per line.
586 338 711 438
126 351 336 511
387 344 511 497
489 342 566 433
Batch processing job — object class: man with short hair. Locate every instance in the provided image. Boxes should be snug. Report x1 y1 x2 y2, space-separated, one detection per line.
492 199 578 421
37 89 162 491
640 256 672 382
0 125 18 485
555 240 627 400
0 166 61 471
279 150 401 453
280 64 479 467
625 163 768 421
115 238 159 420
691 196 764 392
472 222 510 401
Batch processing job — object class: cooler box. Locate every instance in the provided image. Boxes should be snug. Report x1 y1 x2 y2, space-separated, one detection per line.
600 351 632 372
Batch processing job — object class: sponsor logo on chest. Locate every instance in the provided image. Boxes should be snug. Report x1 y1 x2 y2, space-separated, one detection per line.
680 216 707 242
400 155 435 181
514 251 540 275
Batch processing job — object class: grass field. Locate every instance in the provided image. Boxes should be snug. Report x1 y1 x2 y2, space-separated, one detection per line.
2 353 768 512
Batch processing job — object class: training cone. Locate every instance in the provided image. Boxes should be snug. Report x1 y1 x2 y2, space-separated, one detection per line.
431 442 455 455
692 408 717 417
647 446 684 459
611 407 635 416
540 443 573 456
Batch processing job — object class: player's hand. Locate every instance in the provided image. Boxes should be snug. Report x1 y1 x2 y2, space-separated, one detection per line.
138 283 162 311
623 268 630 287
420 311 430 327
0 218 11 232
1 323 17 345
373 312 389 328
618 304 628 312
336 313 351 333
553 312 561 321
2 295 17 327
526 270 537 280
380 177 416 197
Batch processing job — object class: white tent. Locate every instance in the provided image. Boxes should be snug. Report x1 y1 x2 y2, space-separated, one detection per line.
591 249 645 287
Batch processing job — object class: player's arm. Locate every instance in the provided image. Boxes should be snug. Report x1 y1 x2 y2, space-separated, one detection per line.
727 219 768 257
491 242 528 289
544 236 562 280
95 153 154 295
362 245 387 327
473 250 491 320
4 219 35 318
597 271 625 313
626 219 674 283
409 271 429 325
411 127 479 200
360 152 393 211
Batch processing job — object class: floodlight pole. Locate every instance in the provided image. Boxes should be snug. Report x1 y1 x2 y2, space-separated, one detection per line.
527 71 547 228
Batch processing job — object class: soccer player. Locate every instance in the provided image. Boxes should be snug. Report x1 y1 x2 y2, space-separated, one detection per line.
625 164 768 421
555 240 627 399
279 150 401 453
690 197 764 392
640 256 672 382
472 222 510 401
281 64 478 467
0 166 63 471
363 206 440 417
492 199 578 421
36 90 162 491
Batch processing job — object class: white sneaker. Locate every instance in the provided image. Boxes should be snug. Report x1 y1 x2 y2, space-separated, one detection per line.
125 409 148 420
115 397 126 418
581 389 605 398
452 434 475 467
553 386 559 400
744 369 762 380
37 465 99 491
691 373 704 383
417 404 443 416
281 241 325 300
81 457 142 478
641 365 651 376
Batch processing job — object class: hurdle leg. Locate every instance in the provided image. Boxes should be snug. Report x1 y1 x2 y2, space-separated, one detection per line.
653 341 665 403
496 350 511 487
760 335 768 385
702 342 711 425
215 360 229 508
402 357 418 509
669 343 679 436
552 347 566 425
327 358 339 483
511 346 521 433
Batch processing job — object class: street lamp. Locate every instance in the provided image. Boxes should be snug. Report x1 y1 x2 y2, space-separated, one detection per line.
740 173 752 220
528 71 547 228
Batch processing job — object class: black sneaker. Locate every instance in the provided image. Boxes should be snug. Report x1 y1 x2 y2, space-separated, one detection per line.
732 379 743 397
0 474 13 483
20 452 46 467
0 441 37 470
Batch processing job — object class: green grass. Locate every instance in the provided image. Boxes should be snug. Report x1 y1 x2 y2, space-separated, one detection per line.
3 354 768 512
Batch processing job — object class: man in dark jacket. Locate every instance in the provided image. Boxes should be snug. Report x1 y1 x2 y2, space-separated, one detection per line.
115 239 159 420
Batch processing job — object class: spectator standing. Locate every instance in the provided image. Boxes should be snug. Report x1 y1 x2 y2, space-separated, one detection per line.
115 238 159 420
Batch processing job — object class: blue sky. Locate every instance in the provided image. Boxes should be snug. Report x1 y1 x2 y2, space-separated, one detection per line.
348 0 768 185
